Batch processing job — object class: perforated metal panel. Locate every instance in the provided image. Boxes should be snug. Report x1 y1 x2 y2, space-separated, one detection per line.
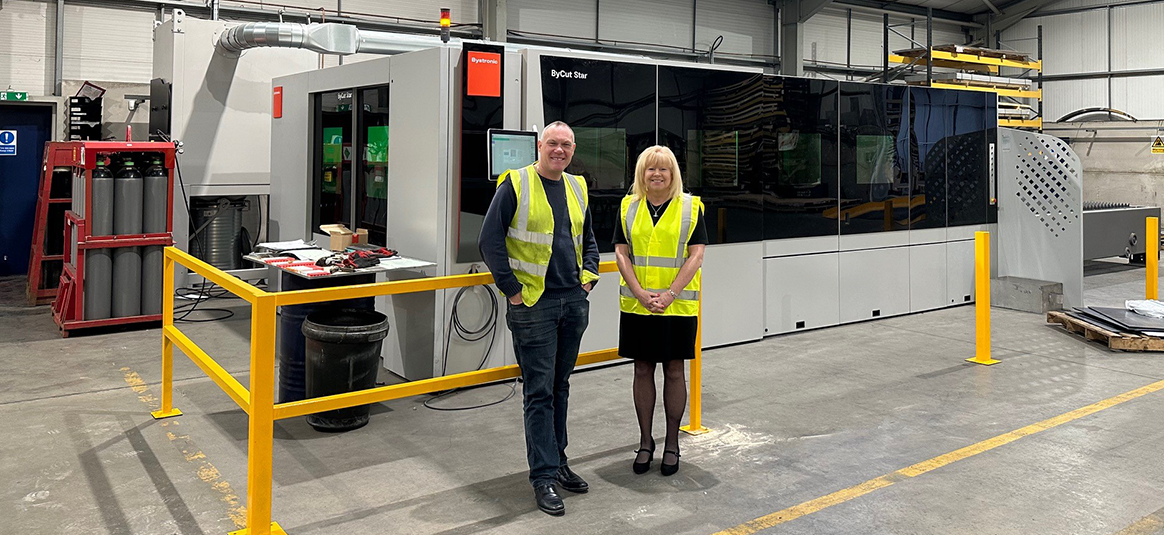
997 128 1084 308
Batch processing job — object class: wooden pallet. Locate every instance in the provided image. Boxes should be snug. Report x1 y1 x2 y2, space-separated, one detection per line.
1046 311 1164 351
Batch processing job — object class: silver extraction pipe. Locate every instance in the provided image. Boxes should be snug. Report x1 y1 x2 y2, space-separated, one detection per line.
216 22 456 57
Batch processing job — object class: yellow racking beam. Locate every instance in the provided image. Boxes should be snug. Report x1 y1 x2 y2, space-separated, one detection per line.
930 49 1042 71
888 54 998 74
998 118 1043 129
928 81 1041 99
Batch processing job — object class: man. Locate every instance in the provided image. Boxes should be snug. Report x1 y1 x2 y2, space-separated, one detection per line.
479 121 601 516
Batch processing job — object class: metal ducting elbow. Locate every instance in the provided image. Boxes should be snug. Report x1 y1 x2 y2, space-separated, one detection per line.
217 22 360 57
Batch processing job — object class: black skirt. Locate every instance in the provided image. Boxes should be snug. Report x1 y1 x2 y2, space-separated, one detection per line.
618 312 698 362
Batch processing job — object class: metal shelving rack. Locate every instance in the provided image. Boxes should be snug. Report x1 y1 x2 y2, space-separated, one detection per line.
882 15 1044 131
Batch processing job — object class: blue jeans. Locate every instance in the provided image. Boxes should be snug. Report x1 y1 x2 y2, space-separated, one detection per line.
506 291 590 485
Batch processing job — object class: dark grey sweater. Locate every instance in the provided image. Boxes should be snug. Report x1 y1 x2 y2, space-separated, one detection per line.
478 174 600 299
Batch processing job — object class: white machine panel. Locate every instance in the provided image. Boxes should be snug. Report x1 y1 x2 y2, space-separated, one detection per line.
701 242 764 347
764 235 839 257
997 128 1084 308
578 252 621 356
765 253 840 335
910 227 947 245
839 247 911 323
946 238 975 305
909 243 947 312
840 230 910 251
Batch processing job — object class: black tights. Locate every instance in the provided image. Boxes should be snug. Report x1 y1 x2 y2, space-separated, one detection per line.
633 360 686 465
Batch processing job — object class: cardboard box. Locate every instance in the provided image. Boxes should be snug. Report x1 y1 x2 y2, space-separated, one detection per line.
319 224 354 251
355 228 368 245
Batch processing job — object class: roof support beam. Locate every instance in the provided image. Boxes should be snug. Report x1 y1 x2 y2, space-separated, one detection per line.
798 0 836 22
991 0 1069 32
832 0 977 24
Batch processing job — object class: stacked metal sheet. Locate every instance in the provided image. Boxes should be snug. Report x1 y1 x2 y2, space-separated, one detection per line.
1068 306 1164 337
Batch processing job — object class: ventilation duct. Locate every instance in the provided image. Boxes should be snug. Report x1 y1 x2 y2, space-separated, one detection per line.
216 22 456 57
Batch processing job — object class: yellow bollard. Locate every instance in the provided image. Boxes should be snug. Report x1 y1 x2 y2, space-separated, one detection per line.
681 290 709 435
1148 217 1159 300
967 231 1000 366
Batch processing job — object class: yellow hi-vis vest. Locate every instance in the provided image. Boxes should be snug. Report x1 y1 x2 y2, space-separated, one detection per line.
618 193 703 316
498 164 601 306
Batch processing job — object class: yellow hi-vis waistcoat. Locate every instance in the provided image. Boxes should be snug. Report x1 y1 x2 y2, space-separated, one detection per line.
618 193 703 316
498 164 601 306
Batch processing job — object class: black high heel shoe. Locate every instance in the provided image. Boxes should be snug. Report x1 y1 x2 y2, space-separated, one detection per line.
660 445 681 476
632 438 655 474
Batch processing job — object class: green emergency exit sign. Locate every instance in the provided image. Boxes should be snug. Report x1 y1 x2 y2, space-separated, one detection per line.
0 92 28 101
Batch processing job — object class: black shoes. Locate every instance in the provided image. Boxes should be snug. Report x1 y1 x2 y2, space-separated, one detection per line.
660 445 681 477
556 465 589 493
632 438 656 475
533 482 565 516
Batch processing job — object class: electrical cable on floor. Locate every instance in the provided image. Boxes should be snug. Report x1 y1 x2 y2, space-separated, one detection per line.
423 266 518 411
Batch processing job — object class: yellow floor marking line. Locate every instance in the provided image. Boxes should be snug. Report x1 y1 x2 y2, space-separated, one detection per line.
714 379 1164 535
121 367 247 528
1114 505 1164 535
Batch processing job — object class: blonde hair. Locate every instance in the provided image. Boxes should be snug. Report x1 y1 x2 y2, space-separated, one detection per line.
631 145 683 201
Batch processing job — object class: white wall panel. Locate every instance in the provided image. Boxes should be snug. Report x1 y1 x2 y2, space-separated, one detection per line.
598 0 694 50
695 0 774 56
1003 12 1107 75
508 0 598 40
1112 76 1164 120
1039 0 1114 10
62 3 154 83
0 0 56 95
1044 78 1107 123
1111 3 1164 72
806 9 967 70
342 0 477 24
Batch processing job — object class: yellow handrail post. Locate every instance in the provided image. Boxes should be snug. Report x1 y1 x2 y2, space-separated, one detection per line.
1147 216 1159 300
681 291 709 435
152 250 182 419
967 231 1000 366
232 294 285 535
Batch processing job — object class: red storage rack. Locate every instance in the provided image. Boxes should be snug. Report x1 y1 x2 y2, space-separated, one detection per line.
49 141 177 337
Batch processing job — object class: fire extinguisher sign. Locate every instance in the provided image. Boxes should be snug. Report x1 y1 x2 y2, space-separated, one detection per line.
0 130 16 156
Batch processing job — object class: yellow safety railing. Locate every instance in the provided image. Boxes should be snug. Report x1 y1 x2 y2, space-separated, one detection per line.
156 246 707 535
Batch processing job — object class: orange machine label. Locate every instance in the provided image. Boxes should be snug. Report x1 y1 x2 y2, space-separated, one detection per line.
273 86 283 118
466 52 501 97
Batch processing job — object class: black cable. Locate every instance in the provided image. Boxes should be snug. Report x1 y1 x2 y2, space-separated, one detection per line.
424 266 512 411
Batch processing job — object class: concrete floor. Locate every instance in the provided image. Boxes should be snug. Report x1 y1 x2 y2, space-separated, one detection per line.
4 261 1164 534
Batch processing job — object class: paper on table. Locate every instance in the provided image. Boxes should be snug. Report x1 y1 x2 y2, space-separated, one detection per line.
257 239 314 251
288 249 335 262
379 257 435 270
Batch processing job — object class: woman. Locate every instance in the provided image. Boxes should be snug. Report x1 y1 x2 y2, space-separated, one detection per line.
614 145 707 476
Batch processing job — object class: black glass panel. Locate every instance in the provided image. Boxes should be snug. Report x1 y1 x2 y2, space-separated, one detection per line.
762 76 839 240
839 83 910 235
946 90 989 227
541 56 657 253
356 86 389 246
313 90 353 230
658 66 765 244
909 87 948 230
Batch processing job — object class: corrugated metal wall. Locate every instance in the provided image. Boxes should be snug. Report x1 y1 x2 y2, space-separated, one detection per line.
803 8 967 71
0 0 56 95
1003 2 1164 120
62 2 156 84
695 0 775 56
